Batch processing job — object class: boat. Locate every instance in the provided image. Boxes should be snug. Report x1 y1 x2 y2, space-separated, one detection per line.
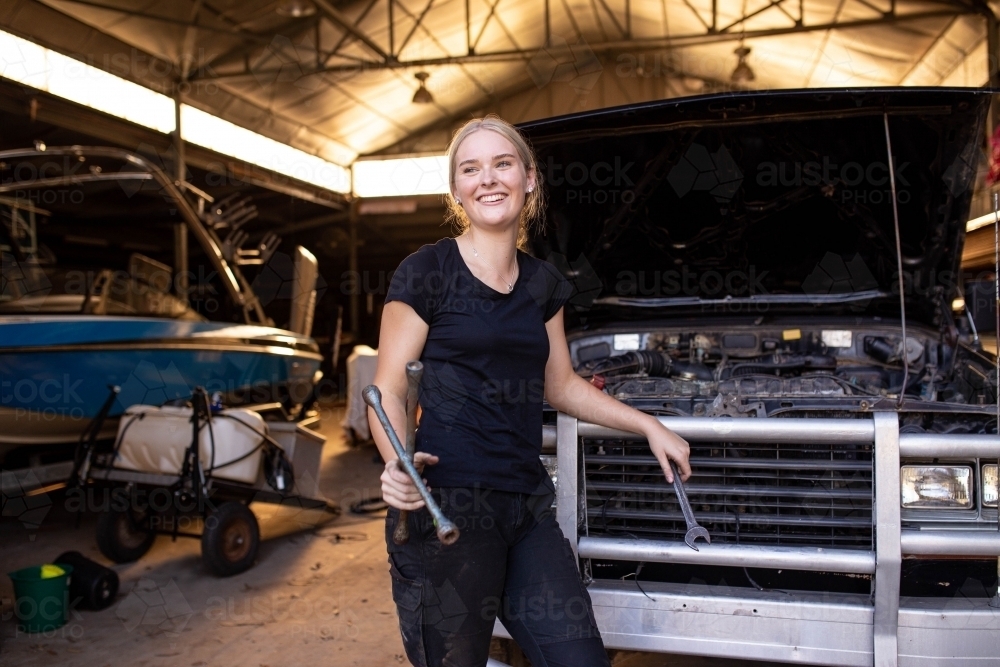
0 145 323 464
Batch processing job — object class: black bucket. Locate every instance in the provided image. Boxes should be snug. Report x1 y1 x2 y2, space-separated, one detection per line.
54 551 119 610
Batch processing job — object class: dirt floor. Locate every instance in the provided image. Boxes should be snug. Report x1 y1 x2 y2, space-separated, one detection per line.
1 403 784 667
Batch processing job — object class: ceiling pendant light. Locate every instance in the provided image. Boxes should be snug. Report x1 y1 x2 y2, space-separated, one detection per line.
731 45 755 83
276 0 316 18
412 72 434 104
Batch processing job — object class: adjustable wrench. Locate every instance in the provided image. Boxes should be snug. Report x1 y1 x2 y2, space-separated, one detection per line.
670 461 710 551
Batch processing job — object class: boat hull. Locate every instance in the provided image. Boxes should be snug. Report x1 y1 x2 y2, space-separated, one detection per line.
0 317 323 452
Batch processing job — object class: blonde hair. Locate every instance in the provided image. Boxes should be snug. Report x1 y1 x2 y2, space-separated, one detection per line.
445 115 546 249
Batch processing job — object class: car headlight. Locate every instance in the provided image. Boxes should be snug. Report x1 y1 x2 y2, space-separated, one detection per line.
983 464 999 507
900 466 972 509
540 455 558 508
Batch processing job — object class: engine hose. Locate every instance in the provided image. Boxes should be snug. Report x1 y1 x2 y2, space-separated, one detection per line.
587 351 674 378
730 354 837 377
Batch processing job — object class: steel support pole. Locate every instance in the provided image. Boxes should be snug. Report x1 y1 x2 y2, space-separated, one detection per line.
348 199 359 337
873 412 901 667
984 9 1000 139
174 95 189 306
989 11 1000 88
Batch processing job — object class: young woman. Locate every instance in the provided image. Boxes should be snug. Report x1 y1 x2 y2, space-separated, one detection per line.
370 115 691 667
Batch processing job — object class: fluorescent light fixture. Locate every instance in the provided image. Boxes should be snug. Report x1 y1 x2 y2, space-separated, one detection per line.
967 211 1000 232
353 155 449 198
0 30 175 133
0 29 350 193
900 466 972 509
180 106 350 193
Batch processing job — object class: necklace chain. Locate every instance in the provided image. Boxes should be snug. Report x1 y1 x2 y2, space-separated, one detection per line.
468 235 516 292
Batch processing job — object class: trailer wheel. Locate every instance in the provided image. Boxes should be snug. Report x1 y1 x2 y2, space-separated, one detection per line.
201 502 259 576
96 507 155 563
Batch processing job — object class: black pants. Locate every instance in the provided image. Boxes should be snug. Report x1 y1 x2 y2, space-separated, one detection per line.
385 483 610 667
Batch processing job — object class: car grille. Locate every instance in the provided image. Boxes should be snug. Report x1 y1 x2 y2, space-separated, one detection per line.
583 437 874 548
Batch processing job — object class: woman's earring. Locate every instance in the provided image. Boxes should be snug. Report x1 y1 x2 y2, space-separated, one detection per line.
455 198 461 204
526 187 534 193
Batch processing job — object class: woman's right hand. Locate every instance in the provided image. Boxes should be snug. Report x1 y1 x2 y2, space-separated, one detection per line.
381 452 440 510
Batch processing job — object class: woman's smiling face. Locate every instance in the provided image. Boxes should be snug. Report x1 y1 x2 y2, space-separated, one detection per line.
452 129 536 232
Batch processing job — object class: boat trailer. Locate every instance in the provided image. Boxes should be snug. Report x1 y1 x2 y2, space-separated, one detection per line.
64 386 339 576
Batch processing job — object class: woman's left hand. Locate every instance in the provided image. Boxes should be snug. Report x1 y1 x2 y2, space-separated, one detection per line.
645 423 691 483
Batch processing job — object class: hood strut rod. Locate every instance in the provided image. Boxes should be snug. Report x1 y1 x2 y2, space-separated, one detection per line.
993 193 1000 540
883 113 909 407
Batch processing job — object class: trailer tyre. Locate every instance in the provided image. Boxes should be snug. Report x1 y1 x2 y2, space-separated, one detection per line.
201 502 259 576
96 507 155 563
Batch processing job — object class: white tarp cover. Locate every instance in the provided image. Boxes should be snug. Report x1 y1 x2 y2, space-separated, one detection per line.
342 344 378 442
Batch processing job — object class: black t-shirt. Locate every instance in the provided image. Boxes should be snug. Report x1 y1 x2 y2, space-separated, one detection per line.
384 237 572 494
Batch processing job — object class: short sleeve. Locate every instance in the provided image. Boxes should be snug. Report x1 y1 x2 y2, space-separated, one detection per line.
385 245 442 324
526 259 574 322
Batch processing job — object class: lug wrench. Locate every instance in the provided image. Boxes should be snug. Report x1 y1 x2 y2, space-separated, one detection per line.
363 384 460 545
669 460 710 551
392 361 423 545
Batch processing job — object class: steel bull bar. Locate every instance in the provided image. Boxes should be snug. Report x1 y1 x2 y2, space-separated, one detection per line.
493 414 1000 666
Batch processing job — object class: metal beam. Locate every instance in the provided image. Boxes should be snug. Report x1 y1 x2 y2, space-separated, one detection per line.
312 0 392 62
396 0 437 58
593 0 627 38
471 0 504 54
719 0 794 33
200 7 978 80
323 0 383 66
201 16 320 72
271 211 351 236
179 0 204 82
43 0 275 42
0 81 346 213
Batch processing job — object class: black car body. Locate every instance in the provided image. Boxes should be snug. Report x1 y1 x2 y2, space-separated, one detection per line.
512 88 1000 666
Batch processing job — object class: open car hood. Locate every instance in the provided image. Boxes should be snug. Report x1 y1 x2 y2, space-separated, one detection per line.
521 88 990 327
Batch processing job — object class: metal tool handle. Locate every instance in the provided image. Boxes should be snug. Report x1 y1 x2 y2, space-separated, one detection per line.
363 384 459 545
393 361 424 545
670 460 698 528
670 460 711 550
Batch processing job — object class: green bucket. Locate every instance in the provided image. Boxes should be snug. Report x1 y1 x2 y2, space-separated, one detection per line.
7 564 74 633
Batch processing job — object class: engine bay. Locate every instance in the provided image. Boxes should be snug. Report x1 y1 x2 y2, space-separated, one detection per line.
570 322 998 420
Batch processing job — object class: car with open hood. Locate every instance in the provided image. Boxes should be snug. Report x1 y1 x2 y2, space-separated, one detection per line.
508 88 1000 666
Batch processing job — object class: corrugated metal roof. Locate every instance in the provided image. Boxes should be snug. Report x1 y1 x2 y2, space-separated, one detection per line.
2 0 994 165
